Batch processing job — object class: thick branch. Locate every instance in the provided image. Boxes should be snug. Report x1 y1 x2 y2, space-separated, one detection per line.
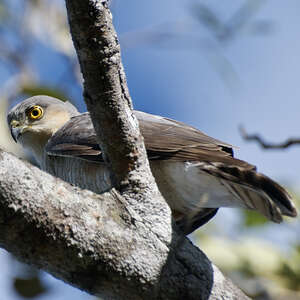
62 1 249 299
0 150 249 300
65 0 172 256
0 1 249 299
65 0 151 193
240 126 300 149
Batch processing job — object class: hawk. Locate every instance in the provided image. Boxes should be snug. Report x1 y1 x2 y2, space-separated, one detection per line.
7 95 297 234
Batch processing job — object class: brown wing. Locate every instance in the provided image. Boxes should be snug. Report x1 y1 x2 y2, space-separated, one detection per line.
46 113 102 162
47 110 251 168
46 111 236 230
136 111 255 170
46 111 296 233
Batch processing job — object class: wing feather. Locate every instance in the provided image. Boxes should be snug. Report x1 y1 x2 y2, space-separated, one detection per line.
46 111 244 232
46 113 103 162
45 110 296 233
46 111 253 169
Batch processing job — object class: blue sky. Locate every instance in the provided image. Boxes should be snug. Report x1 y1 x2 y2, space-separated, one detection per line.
113 0 300 187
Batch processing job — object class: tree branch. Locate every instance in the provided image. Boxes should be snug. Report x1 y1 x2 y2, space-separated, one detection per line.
0 150 249 299
239 125 300 149
66 0 151 194
0 0 250 299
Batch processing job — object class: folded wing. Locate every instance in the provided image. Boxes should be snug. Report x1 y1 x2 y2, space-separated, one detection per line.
45 111 297 233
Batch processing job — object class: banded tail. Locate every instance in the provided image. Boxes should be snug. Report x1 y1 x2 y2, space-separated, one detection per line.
200 162 297 223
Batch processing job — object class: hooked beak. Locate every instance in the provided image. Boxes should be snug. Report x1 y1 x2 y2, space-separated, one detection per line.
10 120 26 143
10 126 21 143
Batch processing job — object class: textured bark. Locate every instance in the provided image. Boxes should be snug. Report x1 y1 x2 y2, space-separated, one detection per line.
0 0 250 299
0 150 249 300
65 0 173 261
66 0 150 193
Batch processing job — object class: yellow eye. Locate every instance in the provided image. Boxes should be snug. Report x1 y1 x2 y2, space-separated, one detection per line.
28 106 43 120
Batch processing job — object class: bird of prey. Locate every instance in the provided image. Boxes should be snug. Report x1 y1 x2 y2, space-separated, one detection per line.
7 95 297 234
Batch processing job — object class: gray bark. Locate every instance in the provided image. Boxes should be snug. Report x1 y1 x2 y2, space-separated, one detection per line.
0 0 250 299
66 0 151 193
0 150 249 300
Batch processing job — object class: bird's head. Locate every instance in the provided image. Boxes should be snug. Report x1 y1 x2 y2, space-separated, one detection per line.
7 95 79 165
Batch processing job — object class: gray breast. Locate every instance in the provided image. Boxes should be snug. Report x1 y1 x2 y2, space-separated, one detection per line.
44 154 195 214
45 155 112 194
43 154 261 218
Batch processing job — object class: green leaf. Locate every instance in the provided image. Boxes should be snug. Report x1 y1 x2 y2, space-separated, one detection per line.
277 262 300 290
242 210 268 227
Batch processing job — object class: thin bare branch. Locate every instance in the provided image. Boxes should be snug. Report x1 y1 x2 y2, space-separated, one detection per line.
240 125 300 149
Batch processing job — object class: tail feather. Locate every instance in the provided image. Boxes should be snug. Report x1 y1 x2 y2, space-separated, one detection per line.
250 172 297 217
225 181 283 222
202 163 297 222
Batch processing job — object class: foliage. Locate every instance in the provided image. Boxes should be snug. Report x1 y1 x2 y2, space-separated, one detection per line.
242 210 269 227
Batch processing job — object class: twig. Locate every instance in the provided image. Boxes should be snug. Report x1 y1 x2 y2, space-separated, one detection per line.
239 125 300 149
